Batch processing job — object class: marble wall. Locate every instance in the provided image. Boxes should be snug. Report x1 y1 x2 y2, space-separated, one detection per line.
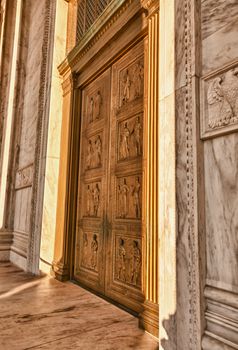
0 0 58 272
10 0 48 270
201 1 238 348
175 0 238 348
0 0 17 261
40 0 68 274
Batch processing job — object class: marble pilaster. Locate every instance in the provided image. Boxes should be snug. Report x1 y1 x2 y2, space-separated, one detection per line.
39 0 68 274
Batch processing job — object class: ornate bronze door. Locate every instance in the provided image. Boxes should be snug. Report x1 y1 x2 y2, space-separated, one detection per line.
74 42 144 313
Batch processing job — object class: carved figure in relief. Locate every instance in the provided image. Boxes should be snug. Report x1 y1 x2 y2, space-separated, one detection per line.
91 234 98 269
94 91 102 120
131 116 142 156
122 69 131 103
134 61 144 97
89 97 94 123
86 139 94 169
207 69 238 129
86 185 92 216
93 183 100 217
82 233 88 267
119 178 130 218
120 122 130 159
131 177 141 219
94 135 102 167
118 238 126 281
22 168 31 186
131 240 141 285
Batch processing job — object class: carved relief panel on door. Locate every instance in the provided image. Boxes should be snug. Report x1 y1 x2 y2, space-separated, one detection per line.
85 133 103 171
117 174 142 220
116 56 144 113
118 113 143 161
115 236 142 288
80 231 99 272
87 90 103 124
84 181 101 218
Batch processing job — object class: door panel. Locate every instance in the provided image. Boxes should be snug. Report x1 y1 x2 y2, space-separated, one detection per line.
74 69 111 294
106 42 144 313
74 41 144 313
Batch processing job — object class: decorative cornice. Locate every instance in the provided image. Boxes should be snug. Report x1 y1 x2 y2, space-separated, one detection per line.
58 0 140 77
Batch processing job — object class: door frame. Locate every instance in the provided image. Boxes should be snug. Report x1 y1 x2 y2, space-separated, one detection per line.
53 0 162 337
73 45 145 313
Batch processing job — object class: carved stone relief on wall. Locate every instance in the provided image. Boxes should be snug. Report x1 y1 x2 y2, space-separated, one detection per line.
115 236 141 287
117 175 142 219
201 63 238 139
85 133 102 170
84 182 101 217
117 57 144 112
118 114 143 161
81 231 99 272
15 164 33 190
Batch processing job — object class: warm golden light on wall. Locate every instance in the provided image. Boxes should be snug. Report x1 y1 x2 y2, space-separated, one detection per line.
0 0 22 228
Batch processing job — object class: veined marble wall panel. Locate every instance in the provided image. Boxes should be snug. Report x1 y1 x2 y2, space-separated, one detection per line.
8 0 55 272
18 0 46 168
14 187 32 234
204 134 238 292
202 0 238 74
201 0 238 347
40 0 68 273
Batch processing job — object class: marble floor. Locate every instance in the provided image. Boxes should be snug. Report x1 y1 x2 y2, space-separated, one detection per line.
0 262 159 350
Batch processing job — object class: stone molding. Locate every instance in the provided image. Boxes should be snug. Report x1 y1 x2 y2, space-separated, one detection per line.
177 0 203 348
204 286 238 347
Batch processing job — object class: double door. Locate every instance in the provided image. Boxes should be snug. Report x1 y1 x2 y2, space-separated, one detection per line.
74 42 144 313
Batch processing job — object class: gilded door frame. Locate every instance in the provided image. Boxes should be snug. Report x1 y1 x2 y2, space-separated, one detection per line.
53 0 163 337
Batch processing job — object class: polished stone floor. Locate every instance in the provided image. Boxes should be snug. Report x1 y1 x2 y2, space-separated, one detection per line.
0 262 158 349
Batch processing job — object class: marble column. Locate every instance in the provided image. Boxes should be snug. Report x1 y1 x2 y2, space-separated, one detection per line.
140 0 160 337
